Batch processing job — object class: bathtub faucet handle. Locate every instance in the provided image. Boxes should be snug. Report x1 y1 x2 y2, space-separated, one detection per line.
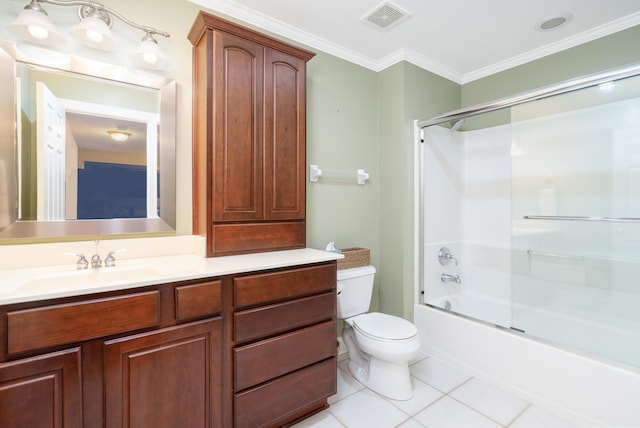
438 247 458 266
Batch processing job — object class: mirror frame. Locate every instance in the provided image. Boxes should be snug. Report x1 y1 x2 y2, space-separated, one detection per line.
0 40 176 244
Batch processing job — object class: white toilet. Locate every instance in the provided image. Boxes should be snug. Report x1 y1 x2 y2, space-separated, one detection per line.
337 265 420 400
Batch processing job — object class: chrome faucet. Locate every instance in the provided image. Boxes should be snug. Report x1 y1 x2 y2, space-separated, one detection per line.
441 273 461 284
66 242 124 269
104 249 125 267
104 251 117 267
65 253 89 270
91 240 102 269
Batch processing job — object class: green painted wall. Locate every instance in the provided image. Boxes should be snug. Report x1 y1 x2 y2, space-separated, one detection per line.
377 62 460 320
305 52 379 259
377 64 406 316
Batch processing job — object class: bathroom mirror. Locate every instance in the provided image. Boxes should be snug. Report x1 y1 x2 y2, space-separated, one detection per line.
0 40 176 243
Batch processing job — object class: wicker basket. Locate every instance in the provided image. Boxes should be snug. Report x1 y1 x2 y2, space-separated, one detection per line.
337 247 370 270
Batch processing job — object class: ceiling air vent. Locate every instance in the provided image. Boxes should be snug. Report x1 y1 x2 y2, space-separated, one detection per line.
362 1 410 31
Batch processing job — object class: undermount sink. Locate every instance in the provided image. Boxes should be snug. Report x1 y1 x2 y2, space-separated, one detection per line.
15 265 161 295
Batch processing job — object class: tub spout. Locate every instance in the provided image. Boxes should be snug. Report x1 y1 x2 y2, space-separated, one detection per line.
441 273 461 284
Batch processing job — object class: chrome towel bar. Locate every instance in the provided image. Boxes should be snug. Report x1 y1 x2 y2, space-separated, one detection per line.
523 215 640 223
526 249 584 260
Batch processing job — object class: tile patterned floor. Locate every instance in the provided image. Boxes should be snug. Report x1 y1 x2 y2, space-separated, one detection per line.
292 355 581 428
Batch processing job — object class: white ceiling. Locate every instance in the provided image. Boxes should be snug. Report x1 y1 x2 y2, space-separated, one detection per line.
67 113 147 153
190 0 640 83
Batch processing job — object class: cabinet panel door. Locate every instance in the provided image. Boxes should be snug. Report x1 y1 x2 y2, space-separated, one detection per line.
0 348 82 428
104 319 222 428
263 48 307 220
213 31 264 221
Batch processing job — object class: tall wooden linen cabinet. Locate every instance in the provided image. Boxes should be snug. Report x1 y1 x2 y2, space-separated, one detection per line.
189 11 316 257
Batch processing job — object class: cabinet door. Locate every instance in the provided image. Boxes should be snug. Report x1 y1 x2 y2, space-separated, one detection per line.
0 348 82 428
263 48 307 220
104 319 222 428
212 30 264 222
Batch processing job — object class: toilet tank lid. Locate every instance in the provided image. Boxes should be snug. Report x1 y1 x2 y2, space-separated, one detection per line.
337 265 376 280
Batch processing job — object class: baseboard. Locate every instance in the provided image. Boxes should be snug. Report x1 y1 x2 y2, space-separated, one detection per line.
337 336 348 362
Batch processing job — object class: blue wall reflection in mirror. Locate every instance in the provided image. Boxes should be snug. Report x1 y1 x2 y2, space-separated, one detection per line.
77 162 158 219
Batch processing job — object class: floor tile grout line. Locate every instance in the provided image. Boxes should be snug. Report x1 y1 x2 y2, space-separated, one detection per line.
445 393 512 427
505 403 532 427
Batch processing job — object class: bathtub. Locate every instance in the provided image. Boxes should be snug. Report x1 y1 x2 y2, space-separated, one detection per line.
427 292 510 327
414 302 640 427
427 291 640 369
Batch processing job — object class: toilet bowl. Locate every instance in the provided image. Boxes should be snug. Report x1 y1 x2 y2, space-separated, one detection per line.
337 266 420 400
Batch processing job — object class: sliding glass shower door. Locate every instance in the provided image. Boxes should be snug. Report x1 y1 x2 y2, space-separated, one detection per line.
510 74 640 368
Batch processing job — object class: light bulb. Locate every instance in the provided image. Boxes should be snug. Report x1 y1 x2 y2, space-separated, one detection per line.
28 24 48 40
86 29 104 43
143 52 158 64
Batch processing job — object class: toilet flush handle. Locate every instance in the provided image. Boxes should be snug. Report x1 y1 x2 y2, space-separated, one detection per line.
337 282 345 295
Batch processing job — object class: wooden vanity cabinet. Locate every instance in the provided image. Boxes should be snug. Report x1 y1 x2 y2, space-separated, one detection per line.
0 278 223 428
189 11 316 257
0 260 337 427
232 263 338 428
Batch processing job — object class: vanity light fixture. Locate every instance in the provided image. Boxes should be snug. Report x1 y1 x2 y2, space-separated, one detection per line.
129 31 170 71
70 5 117 51
8 0 171 70
107 130 131 142
7 0 65 46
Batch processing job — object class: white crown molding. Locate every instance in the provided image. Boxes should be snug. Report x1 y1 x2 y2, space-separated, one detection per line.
400 49 464 83
190 0 640 85
188 0 380 70
462 11 640 84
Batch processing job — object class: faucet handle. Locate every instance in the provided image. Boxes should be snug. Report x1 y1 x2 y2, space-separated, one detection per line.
104 249 125 267
91 253 102 269
65 252 89 270
438 247 458 266
91 240 102 269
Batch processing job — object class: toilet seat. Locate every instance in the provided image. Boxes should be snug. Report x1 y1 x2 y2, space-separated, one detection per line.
351 312 417 342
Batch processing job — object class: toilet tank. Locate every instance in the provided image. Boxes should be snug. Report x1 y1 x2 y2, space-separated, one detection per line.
336 265 376 319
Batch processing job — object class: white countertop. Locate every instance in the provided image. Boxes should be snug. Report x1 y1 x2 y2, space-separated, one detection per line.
0 248 343 306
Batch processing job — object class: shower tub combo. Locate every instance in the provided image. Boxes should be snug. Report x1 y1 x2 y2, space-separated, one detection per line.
415 64 640 427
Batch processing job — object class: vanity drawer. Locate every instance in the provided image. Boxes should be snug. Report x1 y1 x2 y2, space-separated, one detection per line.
234 292 335 344
234 263 336 308
7 291 159 355
175 280 221 321
234 320 336 391
234 357 336 428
